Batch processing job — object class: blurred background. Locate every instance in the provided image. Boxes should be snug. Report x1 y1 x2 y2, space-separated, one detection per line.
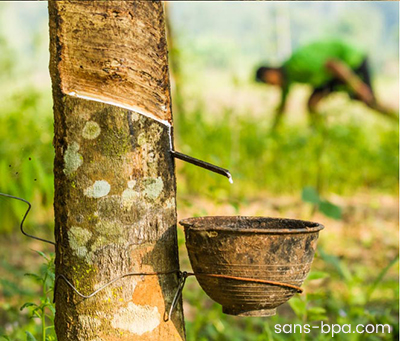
0 2 398 340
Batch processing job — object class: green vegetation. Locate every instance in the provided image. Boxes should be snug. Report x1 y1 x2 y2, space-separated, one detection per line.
182 262 398 340
0 252 55 340
0 2 398 340
20 252 56 341
0 87 54 233
174 98 398 199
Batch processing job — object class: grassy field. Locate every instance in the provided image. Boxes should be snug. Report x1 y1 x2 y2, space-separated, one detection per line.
173 76 399 340
0 3 398 339
0 71 398 340
178 194 398 340
0 5 399 334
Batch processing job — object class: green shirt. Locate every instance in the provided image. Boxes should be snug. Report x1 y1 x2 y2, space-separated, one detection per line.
278 40 366 111
283 40 365 88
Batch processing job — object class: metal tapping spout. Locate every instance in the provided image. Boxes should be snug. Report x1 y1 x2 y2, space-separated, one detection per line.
170 150 233 184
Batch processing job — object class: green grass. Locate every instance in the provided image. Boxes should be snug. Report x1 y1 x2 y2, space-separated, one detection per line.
178 227 398 341
0 74 398 232
0 86 54 234
0 43 398 341
174 95 398 200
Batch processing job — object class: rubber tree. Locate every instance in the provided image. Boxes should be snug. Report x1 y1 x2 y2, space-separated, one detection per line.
49 1 185 340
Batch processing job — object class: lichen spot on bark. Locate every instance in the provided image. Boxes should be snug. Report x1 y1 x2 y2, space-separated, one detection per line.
82 121 101 140
143 177 164 200
122 180 139 208
165 198 175 209
122 188 139 208
96 220 124 237
111 303 160 336
68 226 92 258
129 112 140 122
84 180 111 198
128 180 136 189
137 132 147 147
63 142 83 176
90 221 126 253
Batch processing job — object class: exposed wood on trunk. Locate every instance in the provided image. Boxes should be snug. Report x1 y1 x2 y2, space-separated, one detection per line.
49 1 185 340
51 1 172 124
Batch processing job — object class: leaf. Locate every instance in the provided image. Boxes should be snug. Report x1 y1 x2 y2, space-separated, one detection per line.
46 268 55 281
20 302 37 311
32 310 41 319
301 186 320 204
47 305 56 315
33 250 49 261
307 307 326 315
288 297 307 318
319 200 342 220
307 306 328 321
318 247 352 281
24 273 43 283
25 332 37 341
367 255 399 299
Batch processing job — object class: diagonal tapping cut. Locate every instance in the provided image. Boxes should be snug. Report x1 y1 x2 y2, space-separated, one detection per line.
68 91 233 183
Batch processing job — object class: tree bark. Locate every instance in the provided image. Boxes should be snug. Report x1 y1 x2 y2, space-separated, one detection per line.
49 1 185 340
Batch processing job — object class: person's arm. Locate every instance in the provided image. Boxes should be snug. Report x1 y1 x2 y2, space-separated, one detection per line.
325 59 398 120
325 59 374 105
272 85 289 130
277 85 289 114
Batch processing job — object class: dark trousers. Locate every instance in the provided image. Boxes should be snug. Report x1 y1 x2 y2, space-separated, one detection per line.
312 58 374 100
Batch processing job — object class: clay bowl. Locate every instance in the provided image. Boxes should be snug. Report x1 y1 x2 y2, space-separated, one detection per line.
180 216 324 317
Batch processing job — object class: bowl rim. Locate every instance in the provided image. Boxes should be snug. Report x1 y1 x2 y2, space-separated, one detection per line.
179 216 324 234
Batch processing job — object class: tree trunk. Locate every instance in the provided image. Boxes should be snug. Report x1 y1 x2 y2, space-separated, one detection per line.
49 1 185 340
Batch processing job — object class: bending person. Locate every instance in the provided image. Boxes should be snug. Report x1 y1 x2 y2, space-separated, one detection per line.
256 40 397 128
